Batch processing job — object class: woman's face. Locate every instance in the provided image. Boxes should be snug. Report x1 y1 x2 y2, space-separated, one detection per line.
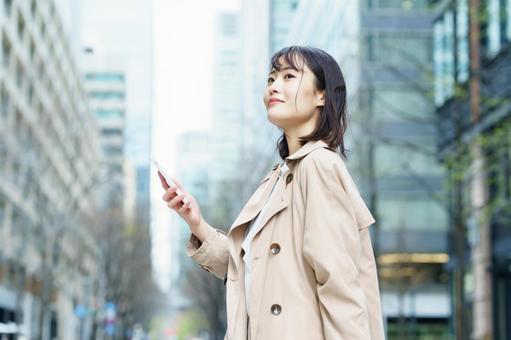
263 56 324 131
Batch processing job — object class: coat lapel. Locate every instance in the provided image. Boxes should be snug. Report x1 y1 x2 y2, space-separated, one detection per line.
227 140 333 268
228 167 281 236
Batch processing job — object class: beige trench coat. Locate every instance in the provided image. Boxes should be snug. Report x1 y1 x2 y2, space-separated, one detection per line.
186 140 385 340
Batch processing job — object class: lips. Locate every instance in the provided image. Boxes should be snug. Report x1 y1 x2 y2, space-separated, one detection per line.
269 98 284 105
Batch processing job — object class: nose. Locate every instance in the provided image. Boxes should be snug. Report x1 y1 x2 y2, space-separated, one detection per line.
268 82 280 95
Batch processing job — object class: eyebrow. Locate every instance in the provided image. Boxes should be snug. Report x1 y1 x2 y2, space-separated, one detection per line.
269 67 297 75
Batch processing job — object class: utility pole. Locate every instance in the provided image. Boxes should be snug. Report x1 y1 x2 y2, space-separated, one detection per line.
468 0 493 338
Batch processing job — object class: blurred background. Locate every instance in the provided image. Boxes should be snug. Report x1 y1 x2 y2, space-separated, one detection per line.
0 0 510 339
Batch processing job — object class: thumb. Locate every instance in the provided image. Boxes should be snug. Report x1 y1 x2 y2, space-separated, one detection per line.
158 171 170 190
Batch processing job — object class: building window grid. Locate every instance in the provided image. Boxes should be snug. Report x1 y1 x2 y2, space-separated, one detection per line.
1 0 101 252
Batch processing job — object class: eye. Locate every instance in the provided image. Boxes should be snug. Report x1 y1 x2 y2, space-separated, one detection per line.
284 73 295 79
267 76 275 84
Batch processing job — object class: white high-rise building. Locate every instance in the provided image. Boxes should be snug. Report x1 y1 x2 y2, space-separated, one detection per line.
239 0 273 197
0 0 101 338
79 0 153 226
239 0 302 200
81 57 127 211
210 12 243 212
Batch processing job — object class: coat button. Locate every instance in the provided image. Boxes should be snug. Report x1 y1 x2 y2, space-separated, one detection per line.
285 173 293 185
270 243 281 255
271 304 282 315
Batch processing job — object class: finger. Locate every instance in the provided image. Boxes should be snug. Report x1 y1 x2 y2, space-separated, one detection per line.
162 187 177 201
178 201 189 214
158 172 170 190
171 177 183 189
167 193 186 210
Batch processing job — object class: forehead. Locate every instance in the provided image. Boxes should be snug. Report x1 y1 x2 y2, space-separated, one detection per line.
269 55 308 74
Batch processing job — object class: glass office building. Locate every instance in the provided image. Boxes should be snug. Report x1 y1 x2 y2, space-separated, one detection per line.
434 0 511 338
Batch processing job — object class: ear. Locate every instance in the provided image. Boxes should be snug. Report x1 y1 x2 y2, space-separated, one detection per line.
316 90 325 107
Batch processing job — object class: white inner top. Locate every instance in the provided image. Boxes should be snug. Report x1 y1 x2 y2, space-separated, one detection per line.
241 162 288 317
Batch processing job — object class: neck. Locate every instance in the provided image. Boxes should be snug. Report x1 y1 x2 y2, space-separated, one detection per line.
284 115 318 156
286 134 301 156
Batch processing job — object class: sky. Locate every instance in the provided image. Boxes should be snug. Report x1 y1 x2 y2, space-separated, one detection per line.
151 0 240 291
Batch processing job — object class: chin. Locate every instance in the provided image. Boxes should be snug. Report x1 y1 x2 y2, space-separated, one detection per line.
267 114 288 131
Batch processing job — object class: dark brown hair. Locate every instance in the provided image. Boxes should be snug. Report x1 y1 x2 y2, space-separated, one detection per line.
270 46 349 160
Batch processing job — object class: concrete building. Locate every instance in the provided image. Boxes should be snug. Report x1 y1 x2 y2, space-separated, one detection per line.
0 0 101 338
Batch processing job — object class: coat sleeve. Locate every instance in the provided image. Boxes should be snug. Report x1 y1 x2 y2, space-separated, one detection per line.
358 227 386 339
186 226 229 280
299 155 374 340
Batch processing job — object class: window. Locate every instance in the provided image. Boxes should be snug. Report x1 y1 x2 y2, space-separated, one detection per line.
0 84 9 119
507 0 511 41
89 91 125 100
95 109 124 118
17 12 25 41
29 39 35 61
0 196 5 228
16 59 23 89
28 83 34 106
85 73 125 82
366 32 432 65
372 87 433 122
366 0 438 10
2 35 11 68
102 145 123 157
487 0 502 56
101 128 123 137
456 0 469 83
434 10 455 106
31 0 36 17
40 21 46 39
4 0 12 16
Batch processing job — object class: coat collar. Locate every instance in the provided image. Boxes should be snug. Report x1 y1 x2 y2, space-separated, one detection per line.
284 139 333 171
228 140 332 237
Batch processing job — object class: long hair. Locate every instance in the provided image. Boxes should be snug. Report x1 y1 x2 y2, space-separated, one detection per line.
270 46 349 160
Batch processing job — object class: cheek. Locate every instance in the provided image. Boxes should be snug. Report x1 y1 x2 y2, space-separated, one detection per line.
295 88 317 113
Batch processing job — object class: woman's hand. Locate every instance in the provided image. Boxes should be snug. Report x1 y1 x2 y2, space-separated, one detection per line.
158 172 203 235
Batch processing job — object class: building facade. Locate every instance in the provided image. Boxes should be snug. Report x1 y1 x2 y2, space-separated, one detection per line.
434 0 511 338
285 0 450 338
0 0 101 338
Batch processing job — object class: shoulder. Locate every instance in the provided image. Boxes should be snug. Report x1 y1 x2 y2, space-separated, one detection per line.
300 148 376 229
299 147 348 181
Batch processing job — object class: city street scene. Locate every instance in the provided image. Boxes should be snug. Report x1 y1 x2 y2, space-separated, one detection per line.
1 0 510 339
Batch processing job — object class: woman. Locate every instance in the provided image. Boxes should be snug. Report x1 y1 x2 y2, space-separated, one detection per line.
159 46 385 340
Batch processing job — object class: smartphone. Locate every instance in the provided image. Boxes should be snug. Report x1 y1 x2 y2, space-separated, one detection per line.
151 157 189 205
